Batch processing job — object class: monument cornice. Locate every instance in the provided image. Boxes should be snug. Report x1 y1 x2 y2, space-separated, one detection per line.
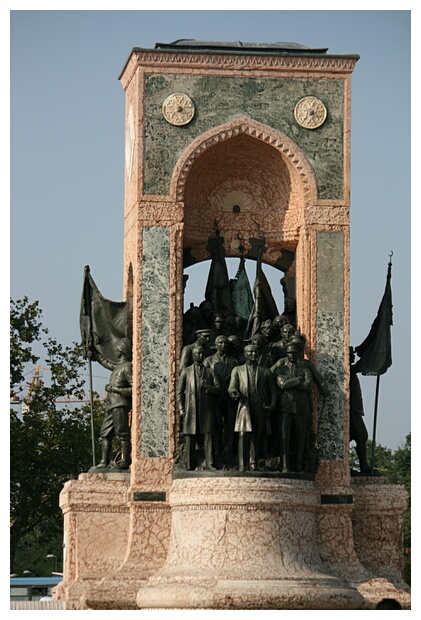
60 503 129 515
120 49 359 86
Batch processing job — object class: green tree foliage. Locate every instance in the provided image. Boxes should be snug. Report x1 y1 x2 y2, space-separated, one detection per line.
10 297 46 395
13 530 64 577
350 435 410 494
10 298 105 574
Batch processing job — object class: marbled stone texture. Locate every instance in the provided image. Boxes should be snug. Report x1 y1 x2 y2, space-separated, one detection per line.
56 473 131 608
351 479 409 581
136 478 364 610
316 230 345 460
144 74 344 200
55 473 171 610
141 226 170 457
160 477 329 580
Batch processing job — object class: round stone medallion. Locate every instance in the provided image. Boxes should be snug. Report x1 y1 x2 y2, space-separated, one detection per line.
294 96 327 129
162 93 195 126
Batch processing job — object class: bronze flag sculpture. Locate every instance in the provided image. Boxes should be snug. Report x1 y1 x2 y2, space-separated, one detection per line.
80 265 132 470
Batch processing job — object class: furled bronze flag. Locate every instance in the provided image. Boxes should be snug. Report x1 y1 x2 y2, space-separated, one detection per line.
245 264 279 340
230 257 253 321
80 265 129 365
355 257 393 376
204 235 234 318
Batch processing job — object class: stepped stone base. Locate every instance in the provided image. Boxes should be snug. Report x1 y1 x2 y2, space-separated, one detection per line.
138 577 363 610
54 474 410 610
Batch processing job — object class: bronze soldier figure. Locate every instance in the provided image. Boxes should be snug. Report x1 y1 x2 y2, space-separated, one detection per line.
91 337 133 471
350 346 370 473
273 342 312 472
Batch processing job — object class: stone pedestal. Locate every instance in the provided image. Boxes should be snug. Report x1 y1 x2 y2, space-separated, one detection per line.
351 476 409 581
56 473 409 609
53 473 130 609
136 477 365 609
54 472 171 610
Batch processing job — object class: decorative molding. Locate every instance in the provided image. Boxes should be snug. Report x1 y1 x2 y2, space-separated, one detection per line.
125 505 171 514
128 50 358 75
62 504 129 514
170 503 317 513
120 54 140 91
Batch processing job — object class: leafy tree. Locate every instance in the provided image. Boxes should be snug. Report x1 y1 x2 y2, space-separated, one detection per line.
350 436 410 487
10 297 46 395
392 434 411 493
13 530 64 577
10 298 105 573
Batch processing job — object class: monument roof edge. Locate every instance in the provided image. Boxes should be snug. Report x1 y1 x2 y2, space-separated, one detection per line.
119 47 360 79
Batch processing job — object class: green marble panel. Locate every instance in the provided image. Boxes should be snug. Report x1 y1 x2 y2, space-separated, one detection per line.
144 74 344 199
317 230 345 312
316 231 345 460
140 226 170 457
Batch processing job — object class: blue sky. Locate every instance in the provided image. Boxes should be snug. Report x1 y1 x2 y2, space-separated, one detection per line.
7 8 412 451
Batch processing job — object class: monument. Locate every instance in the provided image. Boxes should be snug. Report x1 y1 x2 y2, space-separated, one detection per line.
54 40 410 609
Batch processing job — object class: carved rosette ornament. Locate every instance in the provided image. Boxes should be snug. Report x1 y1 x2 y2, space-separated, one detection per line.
162 93 195 126
294 96 327 129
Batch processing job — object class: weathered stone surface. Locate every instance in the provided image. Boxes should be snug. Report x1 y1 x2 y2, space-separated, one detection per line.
144 74 344 200
316 230 345 460
141 226 170 457
56 473 172 610
136 477 364 609
356 578 411 610
352 478 409 581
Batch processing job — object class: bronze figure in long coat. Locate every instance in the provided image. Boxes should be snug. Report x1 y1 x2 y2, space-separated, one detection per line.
274 342 312 472
176 346 220 470
204 335 239 463
228 344 277 471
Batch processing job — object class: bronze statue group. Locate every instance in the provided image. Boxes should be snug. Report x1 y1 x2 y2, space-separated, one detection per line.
83 255 370 476
177 304 329 474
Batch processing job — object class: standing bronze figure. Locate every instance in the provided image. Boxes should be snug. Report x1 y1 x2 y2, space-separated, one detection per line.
350 346 370 473
273 342 312 472
204 335 239 465
179 329 212 372
91 337 133 471
176 345 221 470
228 344 277 471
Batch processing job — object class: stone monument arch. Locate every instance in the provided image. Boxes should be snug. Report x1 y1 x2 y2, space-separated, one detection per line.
175 115 315 312
55 40 410 610
171 116 318 205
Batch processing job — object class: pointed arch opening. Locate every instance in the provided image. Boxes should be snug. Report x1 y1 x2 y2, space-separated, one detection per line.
171 117 316 271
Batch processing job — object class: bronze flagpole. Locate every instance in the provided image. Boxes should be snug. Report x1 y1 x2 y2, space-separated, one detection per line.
81 265 96 468
370 375 381 475
355 252 393 474
88 356 96 468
